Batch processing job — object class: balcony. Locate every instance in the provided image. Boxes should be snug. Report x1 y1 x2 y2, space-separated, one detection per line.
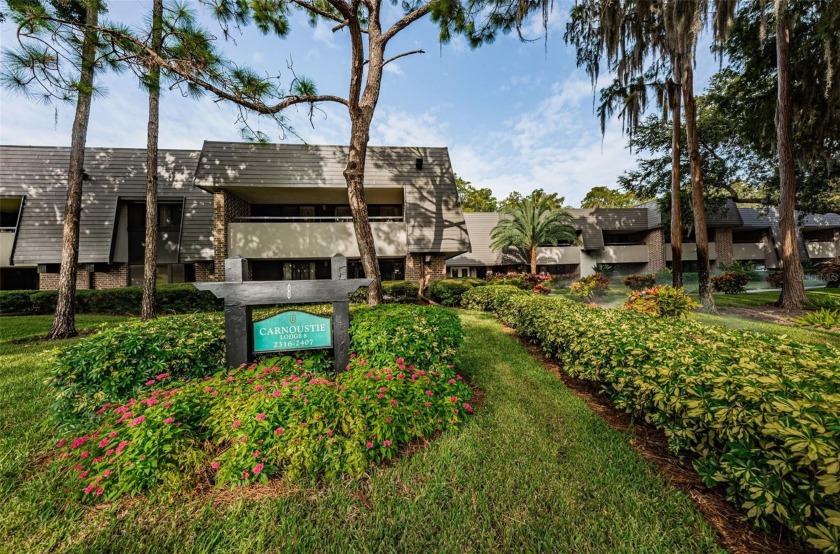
228 217 408 259
535 246 581 265
665 242 718 261
0 229 15 267
806 241 838 259
733 243 767 260
593 245 649 264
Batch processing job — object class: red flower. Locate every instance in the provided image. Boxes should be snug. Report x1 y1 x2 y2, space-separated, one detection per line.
211 462 220 470
98 438 109 448
163 417 175 425
425 390 434 396
383 440 392 447
56 438 67 448
396 358 404 364
145 379 156 386
81 451 90 459
365 442 374 449
103 470 112 477
462 402 473 413
127 415 146 427
232 420 242 428
156 373 169 380
84 484 95 494
274 427 284 435
391 400 398 406
253 463 264 475
255 413 266 421
272 390 281 397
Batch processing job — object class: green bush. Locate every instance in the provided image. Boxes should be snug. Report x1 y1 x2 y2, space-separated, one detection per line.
718 260 761 282
623 285 699 317
52 331 472 499
818 260 840 287
796 308 840 329
350 280 420 304
473 293 840 552
711 271 749 294
766 271 785 288
568 273 610 301
0 290 35 314
350 304 462 369
426 278 486 307
808 291 840 310
50 314 226 427
23 285 222 315
461 285 528 312
622 274 656 291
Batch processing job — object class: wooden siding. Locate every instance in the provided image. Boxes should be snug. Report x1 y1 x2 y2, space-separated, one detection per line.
0 146 213 265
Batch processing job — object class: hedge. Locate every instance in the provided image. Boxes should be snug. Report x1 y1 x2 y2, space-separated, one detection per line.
349 280 420 304
460 285 528 312
470 288 840 552
426 278 486 307
0 284 222 315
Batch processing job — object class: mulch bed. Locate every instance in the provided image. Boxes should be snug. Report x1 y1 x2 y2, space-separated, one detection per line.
502 325 813 554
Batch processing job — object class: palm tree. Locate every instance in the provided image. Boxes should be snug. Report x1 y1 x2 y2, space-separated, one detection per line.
490 191 578 275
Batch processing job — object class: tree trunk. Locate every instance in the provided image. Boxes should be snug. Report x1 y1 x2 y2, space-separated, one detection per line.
47 5 98 340
668 66 683 289
681 59 716 313
530 246 537 275
141 0 163 322
775 7 806 310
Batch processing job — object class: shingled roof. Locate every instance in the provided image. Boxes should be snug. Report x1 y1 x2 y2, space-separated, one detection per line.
193 142 470 255
0 146 213 265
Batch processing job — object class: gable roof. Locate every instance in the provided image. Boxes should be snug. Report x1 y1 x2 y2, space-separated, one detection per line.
193 142 470 254
0 146 213 265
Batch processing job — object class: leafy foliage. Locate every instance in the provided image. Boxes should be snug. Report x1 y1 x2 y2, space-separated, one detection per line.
350 281 420 304
568 273 610 302
580 186 643 208
50 315 225 428
455 174 498 212
488 271 551 290
460 285 528 312
53 355 472 499
469 290 840 552
622 273 656 291
0 290 35 314
624 285 698 317
350 305 463 369
796 308 840 329
426 278 487 307
766 271 785 288
718 260 761 282
711 271 749 294
818 260 840 288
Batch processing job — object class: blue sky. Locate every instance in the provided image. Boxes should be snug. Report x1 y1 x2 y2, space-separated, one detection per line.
0 1 719 206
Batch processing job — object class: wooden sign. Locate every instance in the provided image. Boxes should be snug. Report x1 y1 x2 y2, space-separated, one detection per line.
194 254 371 372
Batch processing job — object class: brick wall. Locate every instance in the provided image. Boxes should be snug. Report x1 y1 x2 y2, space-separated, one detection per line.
213 190 250 280
642 229 665 274
406 253 447 283
38 265 91 290
194 261 215 282
715 227 734 266
92 263 128 289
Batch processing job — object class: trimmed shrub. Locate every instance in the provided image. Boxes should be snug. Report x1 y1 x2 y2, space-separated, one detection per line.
711 271 749 294
568 273 610 301
52 355 473 499
23 285 222 315
426 278 486 307
718 260 761 282
622 273 656 291
0 290 35 314
766 271 785 288
473 293 840 552
350 280 420 304
461 285 528 312
818 260 840 287
350 304 462 369
50 314 226 427
624 285 698 317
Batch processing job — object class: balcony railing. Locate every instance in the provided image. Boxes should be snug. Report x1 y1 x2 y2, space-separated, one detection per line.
233 215 404 223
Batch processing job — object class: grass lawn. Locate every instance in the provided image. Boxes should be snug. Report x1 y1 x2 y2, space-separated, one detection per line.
0 312 723 553
692 312 840 348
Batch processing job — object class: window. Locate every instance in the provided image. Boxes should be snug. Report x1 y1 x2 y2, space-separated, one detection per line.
158 203 182 231
804 229 835 243
0 197 23 230
347 258 405 281
733 229 766 244
603 231 646 246
129 263 190 286
450 267 470 278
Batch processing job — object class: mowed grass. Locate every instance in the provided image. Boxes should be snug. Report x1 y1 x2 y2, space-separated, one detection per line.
0 312 722 553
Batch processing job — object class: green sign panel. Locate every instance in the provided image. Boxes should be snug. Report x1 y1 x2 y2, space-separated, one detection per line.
253 310 332 353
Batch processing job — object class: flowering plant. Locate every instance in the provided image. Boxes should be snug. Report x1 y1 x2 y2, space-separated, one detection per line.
568 273 610 302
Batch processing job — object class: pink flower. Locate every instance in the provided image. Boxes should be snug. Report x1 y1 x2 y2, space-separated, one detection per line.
115 441 130 454
79 471 88 479
462 402 473 413
425 390 434 396
162 401 172 408
391 399 398 406
127 415 146 427
350 353 357 359
252 450 261 458
424 402 431 408
95 487 104 496
156 373 169 380
145 379 156 386
211 462 220 470
56 438 67 448
232 420 242 428
255 413 266 421
385 416 392 423
326 430 333 436
396 358 404 364
398 364 406 371
70 436 89 449
274 427 284 435
80 451 90 459
379 387 387 393
84 484 95 494
456 375 463 380
272 390 282 397
109 431 118 438
253 463 264 475
98 438 109 448
296 359 303 365
163 417 175 425
450 396 458 403
377 393 385 399
365 442 374 449
254 384 262 392
383 440 392 447
102 470 112 477
105 449 114 456
448 379 456 384
203 386 213 393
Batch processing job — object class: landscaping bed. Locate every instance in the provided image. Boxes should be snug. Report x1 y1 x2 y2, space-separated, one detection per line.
463 286 840 552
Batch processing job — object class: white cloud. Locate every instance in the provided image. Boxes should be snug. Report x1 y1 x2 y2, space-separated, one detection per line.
370 108 450 147
384 62 405 76
312 21 337 49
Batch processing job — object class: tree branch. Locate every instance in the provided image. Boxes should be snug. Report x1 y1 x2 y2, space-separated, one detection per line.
364 49 425 67
381 2 434 44
289 0 346 23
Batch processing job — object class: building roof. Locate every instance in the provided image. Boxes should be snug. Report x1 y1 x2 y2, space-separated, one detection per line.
0 146 213 265
193 142 470 255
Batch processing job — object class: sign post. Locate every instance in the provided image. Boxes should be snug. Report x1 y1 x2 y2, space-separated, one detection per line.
195 254 371 372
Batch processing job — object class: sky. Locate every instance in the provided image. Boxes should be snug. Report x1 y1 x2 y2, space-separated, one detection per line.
0 0 721 207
